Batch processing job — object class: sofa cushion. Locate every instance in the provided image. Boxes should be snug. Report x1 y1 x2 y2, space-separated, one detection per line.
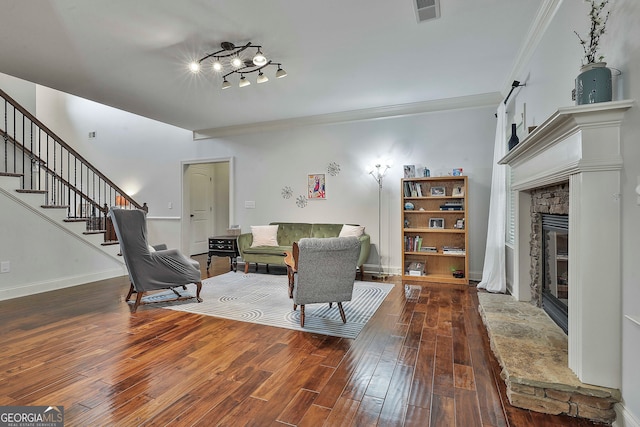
270 222 312 246
250 225 279 247
339 224 365 237
310 223 343 238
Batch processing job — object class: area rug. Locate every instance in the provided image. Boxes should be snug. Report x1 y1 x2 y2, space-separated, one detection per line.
152 272 394 339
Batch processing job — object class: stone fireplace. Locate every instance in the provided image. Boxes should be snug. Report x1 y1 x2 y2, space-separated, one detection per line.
499 100 632 391
530 184 570 333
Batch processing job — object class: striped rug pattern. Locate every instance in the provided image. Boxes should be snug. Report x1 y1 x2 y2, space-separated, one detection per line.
155 272 394 339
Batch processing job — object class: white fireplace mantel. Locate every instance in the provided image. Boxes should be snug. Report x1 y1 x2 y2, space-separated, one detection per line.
499 100 633 390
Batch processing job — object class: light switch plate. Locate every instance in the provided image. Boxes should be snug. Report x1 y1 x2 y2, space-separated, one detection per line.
0 261 10 273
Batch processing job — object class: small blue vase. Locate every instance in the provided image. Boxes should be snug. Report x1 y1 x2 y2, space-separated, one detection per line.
575 62 612 105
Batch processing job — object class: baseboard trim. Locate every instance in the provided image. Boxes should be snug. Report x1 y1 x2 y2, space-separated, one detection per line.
614 402 640 427
0 267 126 301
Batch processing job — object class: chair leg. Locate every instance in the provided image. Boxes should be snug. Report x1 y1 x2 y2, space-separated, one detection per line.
266 264 270 273
255 263 259 272
300 305 305 327
328 302 333 308
195 281 203 303
132 291 144 313
125 283 134 301
244 263 249 274
337 302 347 323
359 265 364 280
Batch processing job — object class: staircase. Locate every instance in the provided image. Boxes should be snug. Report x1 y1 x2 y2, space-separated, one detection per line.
1 87 146 250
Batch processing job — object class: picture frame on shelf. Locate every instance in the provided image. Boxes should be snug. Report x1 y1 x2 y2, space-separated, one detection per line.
429 218 445 229
430 186 445 196
403 165 416 178
453 218 465 229
452 186 464 197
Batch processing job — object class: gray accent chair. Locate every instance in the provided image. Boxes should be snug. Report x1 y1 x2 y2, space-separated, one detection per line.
292 236 361 327
109 208 202 312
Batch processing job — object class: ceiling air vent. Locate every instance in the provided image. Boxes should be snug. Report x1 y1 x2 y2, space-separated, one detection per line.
414 0 441 23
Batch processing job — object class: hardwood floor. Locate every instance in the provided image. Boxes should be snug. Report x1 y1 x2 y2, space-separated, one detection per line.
0 255 603 426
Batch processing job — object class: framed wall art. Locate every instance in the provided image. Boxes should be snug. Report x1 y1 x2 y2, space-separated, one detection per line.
308 173 326 199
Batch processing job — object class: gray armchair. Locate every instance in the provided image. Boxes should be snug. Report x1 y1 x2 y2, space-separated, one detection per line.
108 208 202 312
292 236 361 327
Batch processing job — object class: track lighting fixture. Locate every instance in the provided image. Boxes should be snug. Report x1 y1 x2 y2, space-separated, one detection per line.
189 41 288 89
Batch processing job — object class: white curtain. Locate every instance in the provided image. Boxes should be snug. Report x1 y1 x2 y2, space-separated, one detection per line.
477 103 507 293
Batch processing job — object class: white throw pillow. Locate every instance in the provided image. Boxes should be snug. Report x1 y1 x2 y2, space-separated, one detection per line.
148 245 156 252
250 225 279 247
339 224 365 238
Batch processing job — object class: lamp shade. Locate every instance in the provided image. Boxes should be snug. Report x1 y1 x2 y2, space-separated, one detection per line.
239 76 250 87
253 50 267 66
276 67 287 78
257 72 269 84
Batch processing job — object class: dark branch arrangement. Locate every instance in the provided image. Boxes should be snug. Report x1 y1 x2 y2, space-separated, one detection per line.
574 0 610 65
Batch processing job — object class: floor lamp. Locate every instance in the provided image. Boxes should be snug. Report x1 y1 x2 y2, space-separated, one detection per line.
370 164 390 280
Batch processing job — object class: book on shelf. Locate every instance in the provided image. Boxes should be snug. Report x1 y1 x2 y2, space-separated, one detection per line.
442 246 465 255
404 235 423 252
440 205 463 211
420 246 437 253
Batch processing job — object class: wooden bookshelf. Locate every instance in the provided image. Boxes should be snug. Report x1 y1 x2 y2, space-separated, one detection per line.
401 176 469 284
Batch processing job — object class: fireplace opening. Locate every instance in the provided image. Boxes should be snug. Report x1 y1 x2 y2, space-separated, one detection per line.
542 214 568 333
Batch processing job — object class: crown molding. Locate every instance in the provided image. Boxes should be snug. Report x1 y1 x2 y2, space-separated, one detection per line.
501 0 563 96
193 92 502 139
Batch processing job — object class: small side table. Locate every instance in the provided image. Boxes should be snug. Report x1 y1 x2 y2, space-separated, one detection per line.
207 236 240 272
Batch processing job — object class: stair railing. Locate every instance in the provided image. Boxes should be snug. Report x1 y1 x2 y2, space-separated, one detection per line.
1 87 146 237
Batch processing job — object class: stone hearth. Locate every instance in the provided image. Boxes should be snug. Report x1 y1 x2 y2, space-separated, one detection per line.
478 292 620 424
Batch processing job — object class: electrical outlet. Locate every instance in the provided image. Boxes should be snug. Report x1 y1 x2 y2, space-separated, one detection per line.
0 261 10 273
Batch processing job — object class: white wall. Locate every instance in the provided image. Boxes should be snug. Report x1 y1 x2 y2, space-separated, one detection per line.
505 0 640 422
0 188 124 300
25 84 496 277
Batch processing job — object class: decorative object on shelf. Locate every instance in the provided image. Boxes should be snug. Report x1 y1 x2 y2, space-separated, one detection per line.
327 162 341 176
189 41 287 89
452 269 464 278
454 218 465 229
369 163 391 280
295 195 307 208
574 0 612 105
307 174 326 199
575 62 612 105
428 218 445 229
452 168 463 176
452 186 464 197
403 165 416 178
430 186 445 196
422 167 430 177
508 123 520 150
404 202 415 210
281 186 293 199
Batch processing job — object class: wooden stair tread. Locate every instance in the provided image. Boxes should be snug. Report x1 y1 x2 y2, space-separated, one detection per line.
41 205 70 209
101 240 120 246
83 230 107 235
16 189 47 194
0 172 23 177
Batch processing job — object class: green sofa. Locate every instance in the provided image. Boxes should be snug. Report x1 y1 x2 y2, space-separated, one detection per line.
238 222 370 279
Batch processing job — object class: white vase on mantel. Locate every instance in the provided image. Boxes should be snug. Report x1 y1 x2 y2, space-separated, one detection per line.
575 61 612 105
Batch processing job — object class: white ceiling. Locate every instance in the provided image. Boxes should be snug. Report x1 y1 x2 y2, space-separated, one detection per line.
0 0 540 133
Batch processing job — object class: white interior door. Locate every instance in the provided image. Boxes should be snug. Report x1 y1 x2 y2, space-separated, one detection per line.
188 164 213 255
